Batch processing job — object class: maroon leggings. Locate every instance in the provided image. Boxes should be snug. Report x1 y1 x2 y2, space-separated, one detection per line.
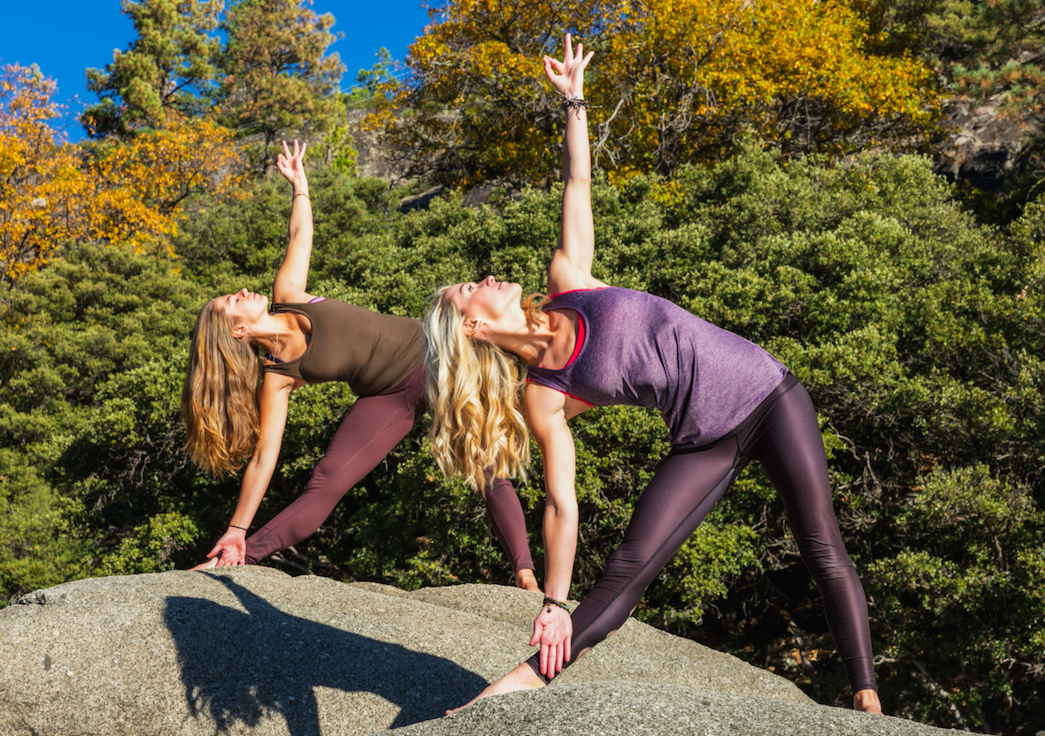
527 374 877 694
245 364 535 573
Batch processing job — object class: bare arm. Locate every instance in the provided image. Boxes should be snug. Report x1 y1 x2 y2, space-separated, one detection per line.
206 372 297 566
525 383 590 676
272 140 316 304
543 34 607 296
528 386 580 603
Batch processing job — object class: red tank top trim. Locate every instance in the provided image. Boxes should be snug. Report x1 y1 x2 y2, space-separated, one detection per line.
546 287 608 299
564 310 585 368
526 291 590 403
525 378 595 406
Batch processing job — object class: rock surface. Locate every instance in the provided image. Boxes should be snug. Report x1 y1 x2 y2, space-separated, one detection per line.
0 568 957 736
933 97 1037 191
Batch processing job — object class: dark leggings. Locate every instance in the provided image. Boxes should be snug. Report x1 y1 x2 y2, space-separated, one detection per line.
526 374 877 694
245 364 535 573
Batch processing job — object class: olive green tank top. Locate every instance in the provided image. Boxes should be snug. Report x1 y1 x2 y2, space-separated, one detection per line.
263 298 424 397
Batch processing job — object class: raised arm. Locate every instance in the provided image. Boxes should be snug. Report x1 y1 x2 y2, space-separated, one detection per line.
544 34 606 296
272 140 316 304
525 384 581 677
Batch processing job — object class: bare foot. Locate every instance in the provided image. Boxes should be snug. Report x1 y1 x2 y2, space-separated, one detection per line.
190 557 218 571
854 689 882 714
514 569 541 593
447 663 544 714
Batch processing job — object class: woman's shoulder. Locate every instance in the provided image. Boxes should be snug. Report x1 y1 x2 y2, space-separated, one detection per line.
271 294 328 309
274 298 422 334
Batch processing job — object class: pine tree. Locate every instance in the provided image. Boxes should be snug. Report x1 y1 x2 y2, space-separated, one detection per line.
83 0 223 137
220 0 346 170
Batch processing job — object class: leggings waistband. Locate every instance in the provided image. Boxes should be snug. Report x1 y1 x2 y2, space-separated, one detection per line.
668 372 800 459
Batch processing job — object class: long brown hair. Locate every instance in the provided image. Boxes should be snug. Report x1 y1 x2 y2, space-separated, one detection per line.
181 300 261 476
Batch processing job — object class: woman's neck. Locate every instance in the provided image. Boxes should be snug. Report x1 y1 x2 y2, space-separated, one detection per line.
249 312 302 357
488 310 575 369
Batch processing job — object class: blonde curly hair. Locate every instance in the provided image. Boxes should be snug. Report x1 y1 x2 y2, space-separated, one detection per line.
423 287 546 491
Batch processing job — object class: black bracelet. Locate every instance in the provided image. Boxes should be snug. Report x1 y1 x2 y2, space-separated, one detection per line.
558 94 594 114
542 596 571 615
229 524 249 532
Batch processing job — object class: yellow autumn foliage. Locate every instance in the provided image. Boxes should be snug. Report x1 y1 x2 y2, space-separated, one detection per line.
369 0 938 185
0 64 243 281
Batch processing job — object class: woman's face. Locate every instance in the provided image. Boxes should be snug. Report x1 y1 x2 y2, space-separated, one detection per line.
447 276 522 336
214 288 268 336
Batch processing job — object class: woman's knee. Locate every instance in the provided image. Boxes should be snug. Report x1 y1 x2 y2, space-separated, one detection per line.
800 542 858 582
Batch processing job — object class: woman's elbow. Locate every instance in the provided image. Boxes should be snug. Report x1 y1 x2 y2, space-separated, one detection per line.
547 497 579 521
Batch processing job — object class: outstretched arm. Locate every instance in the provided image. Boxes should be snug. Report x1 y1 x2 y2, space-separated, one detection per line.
195 373 297 568
544 34 606 296
272 140 316 304
525 384 583 677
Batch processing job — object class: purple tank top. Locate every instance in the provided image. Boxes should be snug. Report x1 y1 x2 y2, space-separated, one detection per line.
526 288 788 448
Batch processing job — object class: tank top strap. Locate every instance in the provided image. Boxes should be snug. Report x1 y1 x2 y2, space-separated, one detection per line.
260 300 319 379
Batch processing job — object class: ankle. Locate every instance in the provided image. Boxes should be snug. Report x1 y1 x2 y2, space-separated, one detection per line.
509 662 546 689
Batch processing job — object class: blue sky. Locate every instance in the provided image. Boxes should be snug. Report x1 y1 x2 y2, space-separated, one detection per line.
0 0 432 140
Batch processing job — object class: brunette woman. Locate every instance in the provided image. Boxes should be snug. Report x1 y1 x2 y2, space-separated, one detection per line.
425 37 882 712
182 140 537 590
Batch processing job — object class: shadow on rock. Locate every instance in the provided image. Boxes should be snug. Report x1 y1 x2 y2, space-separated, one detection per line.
164 574 487 735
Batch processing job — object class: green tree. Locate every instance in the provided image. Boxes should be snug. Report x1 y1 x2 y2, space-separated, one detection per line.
84 0 224 137
0 241 215 600
350 47 395 101
3 145 1041 731
867 466 1044 732
220 0 346 170
853 0 1045 214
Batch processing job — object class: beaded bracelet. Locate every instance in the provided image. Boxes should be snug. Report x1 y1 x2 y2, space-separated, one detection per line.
542 596 571 615
558 94 593 114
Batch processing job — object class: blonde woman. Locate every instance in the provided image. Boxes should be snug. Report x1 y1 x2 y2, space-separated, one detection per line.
425 36 883 713
182 140 537 590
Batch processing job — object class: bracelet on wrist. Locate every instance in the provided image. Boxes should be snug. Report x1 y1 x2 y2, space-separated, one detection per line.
293 191 310 202
542 596 571 615
558 94 594 115
228 524 249 532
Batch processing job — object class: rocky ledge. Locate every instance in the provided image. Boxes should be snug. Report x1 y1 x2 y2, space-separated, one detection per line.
0 567 958 735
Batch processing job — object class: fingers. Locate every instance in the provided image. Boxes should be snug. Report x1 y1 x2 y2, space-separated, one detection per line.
545 640 564 677
282 139 291 158
299 141 307 158
565 32 573 62
538 630 570 678
543 56 565 82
